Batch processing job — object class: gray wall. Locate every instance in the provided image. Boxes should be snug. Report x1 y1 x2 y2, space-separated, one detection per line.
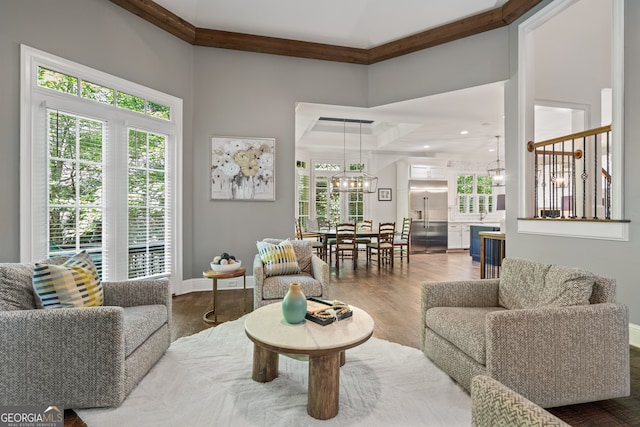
0 0 195 267
190 48 368 276
1 0 638 326
504 0 640 325
367 28 510 107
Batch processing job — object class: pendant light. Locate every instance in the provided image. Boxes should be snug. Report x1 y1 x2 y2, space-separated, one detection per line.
487 135 505 187
328 118 378 193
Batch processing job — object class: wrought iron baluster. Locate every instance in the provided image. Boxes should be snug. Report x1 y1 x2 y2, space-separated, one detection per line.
593 133 598 220
606 130 611 219
542 148 547 218
551 144 556 217
581 137 587 219
571 139 577 218
534 149 539 218
561 140 566 218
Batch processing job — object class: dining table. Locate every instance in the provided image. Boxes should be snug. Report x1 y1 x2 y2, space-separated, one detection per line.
311 228 380 263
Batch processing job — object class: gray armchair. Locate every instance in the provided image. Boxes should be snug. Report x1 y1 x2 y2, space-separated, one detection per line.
0 262 171 408
421 258 629 408
471 375 570 427
254 238 329 309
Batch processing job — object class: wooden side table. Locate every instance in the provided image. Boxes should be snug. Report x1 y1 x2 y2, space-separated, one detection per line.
202 267 246 324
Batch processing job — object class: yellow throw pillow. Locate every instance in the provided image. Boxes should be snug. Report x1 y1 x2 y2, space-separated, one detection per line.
33 251 103 308
257 239 300 277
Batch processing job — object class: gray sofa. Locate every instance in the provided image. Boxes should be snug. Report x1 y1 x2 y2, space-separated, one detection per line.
421 257 629 408
0 262 171 408
254 238 329 308
471 375 570 427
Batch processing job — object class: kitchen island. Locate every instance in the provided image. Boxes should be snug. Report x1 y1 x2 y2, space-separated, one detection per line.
469 223 500 261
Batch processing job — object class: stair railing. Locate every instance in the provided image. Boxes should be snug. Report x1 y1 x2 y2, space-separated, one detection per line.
526 125 613 220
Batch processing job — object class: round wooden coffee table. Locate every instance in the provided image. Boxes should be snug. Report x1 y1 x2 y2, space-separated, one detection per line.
244 302 374 420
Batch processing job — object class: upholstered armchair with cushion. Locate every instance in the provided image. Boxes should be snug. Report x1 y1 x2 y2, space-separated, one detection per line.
0 256 171 408
421 257 629 408
254 238 329 309
471 375 570 427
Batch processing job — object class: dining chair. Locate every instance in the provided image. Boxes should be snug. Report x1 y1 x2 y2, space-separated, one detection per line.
394 217 412 263
295 218 324 260
334 222 358 270
367 222 395 269
318 218 337 263
356 219 373 252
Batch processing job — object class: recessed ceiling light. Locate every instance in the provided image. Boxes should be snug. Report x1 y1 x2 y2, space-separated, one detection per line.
423 145 430 148
460 130 469 135
489 148 495 152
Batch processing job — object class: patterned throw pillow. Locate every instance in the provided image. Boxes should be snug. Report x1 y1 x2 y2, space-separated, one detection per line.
257 239 301 277
32 251 103 309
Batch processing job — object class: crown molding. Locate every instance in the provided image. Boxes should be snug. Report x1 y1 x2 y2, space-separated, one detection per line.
109 0 544 64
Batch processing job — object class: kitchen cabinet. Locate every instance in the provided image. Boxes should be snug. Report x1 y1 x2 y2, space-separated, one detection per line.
461 224 470 249
448 224 462 249
448 223 471 250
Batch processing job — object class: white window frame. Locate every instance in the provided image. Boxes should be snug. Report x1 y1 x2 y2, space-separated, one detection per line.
456 174 494 215
313 169 367 224
20 45 183 288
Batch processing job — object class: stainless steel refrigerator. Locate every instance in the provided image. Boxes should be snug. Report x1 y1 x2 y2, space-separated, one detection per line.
409 180 448 253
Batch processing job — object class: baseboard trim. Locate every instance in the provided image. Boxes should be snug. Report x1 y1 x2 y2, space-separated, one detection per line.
630 323 640 348
176 276 255 295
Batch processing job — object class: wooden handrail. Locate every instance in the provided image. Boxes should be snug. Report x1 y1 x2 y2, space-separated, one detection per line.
527 125 611 152
534 149 583 160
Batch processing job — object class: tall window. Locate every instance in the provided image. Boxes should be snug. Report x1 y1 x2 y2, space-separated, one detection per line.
314 176 341 225
128 129 168 279
313 162 364 224
297 173 310 229
48 110 105 274
21 46 182 287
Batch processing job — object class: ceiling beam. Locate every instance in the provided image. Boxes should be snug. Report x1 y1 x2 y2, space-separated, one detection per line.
109 0 544 64
195 29 369 64
502 0 545 24
109 0 196 43
368 8 505 64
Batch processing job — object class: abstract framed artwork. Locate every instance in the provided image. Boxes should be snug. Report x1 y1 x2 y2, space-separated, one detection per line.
210 136 275 201
378 188 392 201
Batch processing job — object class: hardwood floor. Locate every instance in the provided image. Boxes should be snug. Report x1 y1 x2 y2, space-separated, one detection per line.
67 252 639 426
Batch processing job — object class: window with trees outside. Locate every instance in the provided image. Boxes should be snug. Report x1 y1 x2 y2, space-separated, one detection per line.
457 174 494 215
21 46 182 287
297 173 310 230
313 162 365 226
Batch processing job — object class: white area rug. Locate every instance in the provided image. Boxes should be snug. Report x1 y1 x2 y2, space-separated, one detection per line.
77 317 471 427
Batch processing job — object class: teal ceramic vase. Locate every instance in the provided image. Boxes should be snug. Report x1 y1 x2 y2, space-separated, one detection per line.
282 283 307 324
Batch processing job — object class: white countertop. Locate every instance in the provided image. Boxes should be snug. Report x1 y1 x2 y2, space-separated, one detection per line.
448 221 500 227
